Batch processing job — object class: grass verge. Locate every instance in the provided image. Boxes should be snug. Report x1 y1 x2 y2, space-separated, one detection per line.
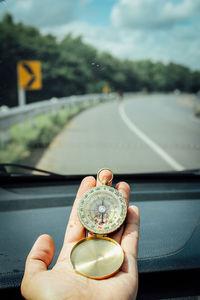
0 99 104 165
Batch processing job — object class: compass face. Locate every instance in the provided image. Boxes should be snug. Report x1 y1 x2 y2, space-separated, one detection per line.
78 186 127 234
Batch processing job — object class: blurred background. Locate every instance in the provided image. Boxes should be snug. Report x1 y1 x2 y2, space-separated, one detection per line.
0 0 200 174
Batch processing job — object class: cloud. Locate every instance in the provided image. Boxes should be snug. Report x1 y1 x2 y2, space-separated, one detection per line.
42 19 200 70
1 0 200 70
0 0 76 26
111 0 200 29
78 0 93 9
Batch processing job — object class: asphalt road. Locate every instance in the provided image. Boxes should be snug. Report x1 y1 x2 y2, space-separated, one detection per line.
36 93 200 175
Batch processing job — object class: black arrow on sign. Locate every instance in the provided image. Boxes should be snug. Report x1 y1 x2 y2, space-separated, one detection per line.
22 62 36 88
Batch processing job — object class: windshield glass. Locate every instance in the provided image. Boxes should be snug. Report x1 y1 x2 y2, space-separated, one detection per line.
0 0 200 175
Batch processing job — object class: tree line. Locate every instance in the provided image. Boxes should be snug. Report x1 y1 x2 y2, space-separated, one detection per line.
0 14 200 107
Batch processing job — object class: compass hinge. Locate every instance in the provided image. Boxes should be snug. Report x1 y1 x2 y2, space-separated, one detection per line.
95 234 107 238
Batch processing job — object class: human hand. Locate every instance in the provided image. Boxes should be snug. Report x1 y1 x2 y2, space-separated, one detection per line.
21 170 140 300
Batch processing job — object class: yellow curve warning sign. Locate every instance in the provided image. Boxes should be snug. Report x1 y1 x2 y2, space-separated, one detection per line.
103 85 110 93
17 61 42 90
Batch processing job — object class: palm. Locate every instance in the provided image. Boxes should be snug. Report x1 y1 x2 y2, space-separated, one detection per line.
28 244 138 300
21 173 139 300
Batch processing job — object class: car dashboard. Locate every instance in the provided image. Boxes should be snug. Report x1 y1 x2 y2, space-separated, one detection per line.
0 172 200 299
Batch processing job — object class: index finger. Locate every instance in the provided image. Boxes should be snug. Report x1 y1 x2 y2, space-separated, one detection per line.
58 176 96 261
65 176 96 242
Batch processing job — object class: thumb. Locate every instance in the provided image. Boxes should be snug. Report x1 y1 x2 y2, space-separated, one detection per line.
24 234 55 278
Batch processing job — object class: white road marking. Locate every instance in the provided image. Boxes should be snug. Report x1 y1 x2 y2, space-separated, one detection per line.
119 103 185 171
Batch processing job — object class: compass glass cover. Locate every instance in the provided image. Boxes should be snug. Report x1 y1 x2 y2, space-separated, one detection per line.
78 186 127 234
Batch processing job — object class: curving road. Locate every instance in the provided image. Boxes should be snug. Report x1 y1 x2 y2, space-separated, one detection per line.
36 93 200 175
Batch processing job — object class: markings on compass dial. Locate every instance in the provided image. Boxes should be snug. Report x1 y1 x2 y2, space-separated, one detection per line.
78 187 127 234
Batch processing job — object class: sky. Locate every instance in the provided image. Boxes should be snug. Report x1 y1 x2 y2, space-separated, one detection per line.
0 0 200 70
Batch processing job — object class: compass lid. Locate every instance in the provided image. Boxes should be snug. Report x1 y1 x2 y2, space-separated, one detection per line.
70 236 124 279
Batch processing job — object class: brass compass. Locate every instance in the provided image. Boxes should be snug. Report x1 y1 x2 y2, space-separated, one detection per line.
70 168 127 279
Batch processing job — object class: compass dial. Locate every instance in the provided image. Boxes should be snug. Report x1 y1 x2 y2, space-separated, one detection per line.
78 186 127 234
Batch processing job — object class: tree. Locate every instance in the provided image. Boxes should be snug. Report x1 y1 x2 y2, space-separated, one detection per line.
0 13 199 107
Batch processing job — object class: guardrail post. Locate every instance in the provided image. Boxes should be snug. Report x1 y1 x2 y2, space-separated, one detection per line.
0 130 10 149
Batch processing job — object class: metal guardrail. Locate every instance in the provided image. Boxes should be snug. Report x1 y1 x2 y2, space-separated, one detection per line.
0 93 115 144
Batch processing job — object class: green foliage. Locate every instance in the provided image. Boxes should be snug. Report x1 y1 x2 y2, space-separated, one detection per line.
0 99 105 164
0 13 200 108
9 109 70 150
0 142 26 164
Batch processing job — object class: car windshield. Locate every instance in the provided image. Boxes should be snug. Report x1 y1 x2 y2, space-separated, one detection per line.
0 0 200 175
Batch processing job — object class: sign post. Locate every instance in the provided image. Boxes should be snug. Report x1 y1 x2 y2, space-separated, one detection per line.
18 87 26 106
17 61 42 106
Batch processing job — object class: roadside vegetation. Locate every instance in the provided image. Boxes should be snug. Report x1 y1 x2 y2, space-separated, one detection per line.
0 13 200 108
0 99 100 164
0 13 200 165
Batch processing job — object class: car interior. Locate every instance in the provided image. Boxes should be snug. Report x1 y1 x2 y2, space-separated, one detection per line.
0 167 200 299
1 0 200 299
